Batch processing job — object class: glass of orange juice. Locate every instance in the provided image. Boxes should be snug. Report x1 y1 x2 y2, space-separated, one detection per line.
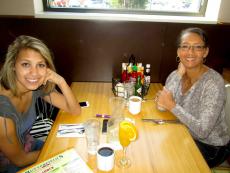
117 120 138 168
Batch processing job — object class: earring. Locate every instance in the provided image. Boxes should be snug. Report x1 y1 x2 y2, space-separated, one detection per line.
176 56 180 62
203 57 206 63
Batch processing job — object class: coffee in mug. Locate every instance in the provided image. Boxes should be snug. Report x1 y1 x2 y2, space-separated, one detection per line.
128 96 142 115
97 147 114 171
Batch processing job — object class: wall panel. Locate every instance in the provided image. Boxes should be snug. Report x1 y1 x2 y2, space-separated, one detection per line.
0 17 229 84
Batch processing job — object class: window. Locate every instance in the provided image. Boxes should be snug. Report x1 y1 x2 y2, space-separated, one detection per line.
43 0 208 16
35 0 221 23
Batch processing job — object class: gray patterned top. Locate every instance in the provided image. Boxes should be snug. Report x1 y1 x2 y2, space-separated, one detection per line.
165 68 229 146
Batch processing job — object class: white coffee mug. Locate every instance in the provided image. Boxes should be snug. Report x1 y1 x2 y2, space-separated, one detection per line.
97 147 114 171
128 96 142 115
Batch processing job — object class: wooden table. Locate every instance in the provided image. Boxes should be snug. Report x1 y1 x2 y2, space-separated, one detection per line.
20 82 211 173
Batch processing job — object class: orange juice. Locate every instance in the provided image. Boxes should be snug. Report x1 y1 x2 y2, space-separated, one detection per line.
119 128 131 147
119 121 138 147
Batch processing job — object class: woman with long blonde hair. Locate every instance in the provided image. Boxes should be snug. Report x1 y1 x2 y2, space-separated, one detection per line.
0 35 81 172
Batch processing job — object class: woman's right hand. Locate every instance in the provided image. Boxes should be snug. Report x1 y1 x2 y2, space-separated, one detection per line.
177 62 186 77
157 88 176 111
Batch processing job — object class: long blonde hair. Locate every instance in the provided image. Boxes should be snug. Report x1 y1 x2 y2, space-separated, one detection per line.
0 35 56 96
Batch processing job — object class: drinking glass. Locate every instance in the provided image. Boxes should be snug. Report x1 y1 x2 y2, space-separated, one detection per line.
117 120 137 168
84 119 100 155
107 97 126 147
123 81 134 99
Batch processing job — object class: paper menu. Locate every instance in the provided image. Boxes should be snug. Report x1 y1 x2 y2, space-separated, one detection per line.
20 148 93 173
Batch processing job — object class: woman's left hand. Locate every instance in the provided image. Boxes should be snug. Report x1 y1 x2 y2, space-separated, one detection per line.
43 68 64 86
157 87 176 111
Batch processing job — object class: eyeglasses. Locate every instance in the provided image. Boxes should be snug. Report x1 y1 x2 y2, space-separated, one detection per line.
179 45 205 51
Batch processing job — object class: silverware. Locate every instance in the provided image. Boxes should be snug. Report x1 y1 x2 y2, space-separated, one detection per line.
58 128 85 134
58 124 85 134
142 118 181 125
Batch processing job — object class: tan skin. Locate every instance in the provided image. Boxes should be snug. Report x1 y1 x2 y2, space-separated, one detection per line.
0 48 81 167
157 32 209 111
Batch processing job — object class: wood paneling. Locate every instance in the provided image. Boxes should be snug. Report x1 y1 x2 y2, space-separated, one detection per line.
0 17 230 84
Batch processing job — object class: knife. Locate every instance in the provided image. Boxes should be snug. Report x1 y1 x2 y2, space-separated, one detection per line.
142 118 181 124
